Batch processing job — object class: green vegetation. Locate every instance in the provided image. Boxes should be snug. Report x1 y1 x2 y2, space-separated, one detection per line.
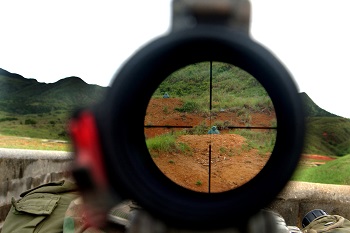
0 117 17 122
195 180 203 186
292 154 350 185
0 110 71 140
24 119 37 125
0 134 71 151
0 69 106 114
153 62 273 114
300 92 338 117
185 122 209 135
146 133 191 157
234 129 276 155
175 101 201 113
303 117 350 156
0 68 107 140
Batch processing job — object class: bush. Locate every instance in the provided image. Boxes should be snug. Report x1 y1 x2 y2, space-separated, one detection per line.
146 134 191 156
175 101 200 113
146 134 177 156
0 117 18 122
58 131 68 138
185 122 208 135
24 119 37 125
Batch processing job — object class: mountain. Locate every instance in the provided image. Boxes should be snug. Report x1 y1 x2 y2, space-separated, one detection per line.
300 92 338 117
0 68 107 114
1 67 349 156
300 92 350 156
0 67 338 117
0 68 28 80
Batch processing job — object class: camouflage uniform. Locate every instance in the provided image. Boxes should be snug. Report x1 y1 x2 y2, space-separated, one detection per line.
302 215 350 233
2 180 79 233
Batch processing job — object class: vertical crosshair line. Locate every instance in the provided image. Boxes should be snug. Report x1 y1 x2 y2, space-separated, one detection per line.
208 60 213 193
208 144 212 193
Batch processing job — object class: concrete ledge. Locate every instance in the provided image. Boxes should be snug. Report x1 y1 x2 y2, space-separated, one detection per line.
269 181 350 228
0 148 74 224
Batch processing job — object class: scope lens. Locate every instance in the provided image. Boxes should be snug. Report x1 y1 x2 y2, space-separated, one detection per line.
144 61 277 193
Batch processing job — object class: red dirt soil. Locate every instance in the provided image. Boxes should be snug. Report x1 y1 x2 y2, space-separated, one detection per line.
144 98 334 193
302 154 335 161
145 98 274 192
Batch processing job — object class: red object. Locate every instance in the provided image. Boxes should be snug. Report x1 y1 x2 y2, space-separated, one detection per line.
69 111 108 188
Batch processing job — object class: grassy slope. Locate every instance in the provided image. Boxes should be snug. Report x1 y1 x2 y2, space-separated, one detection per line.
292 154 350 185
154 62 273 113
0 134 71 151
0 110 70 140
303 117 350 156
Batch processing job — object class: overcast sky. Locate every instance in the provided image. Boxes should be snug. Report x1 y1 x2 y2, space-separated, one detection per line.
0 0 349 118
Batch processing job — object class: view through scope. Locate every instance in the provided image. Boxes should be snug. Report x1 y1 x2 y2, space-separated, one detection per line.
144 62 277 193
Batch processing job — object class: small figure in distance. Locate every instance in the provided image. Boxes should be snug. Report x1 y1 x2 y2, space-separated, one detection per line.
163 92 170 98
208 126 220 134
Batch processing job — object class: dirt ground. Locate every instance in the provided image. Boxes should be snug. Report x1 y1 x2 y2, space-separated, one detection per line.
144 98 274 192
152 133 270 193
144 98 333 193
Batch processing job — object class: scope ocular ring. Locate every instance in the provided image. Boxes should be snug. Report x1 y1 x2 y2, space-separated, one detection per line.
98 26 305 230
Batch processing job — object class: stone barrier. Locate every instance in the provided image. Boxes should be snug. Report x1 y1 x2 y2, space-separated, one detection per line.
0 148 74 229
269 181 350 228
1 148 350 231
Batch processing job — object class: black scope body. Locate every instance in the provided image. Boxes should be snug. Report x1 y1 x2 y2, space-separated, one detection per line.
70 24 305 230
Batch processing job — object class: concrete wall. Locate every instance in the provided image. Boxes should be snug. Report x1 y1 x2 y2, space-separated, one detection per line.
0 148 74 228
1 148 350 230
269 181 350 228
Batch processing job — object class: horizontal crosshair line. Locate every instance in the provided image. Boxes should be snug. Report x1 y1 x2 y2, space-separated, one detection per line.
144 125 193 128
227 126 277 130
144 125 277 130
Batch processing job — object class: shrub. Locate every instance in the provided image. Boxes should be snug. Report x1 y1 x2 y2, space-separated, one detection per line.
146 134 192 156
185 122 208 135
0 117 18 122
58 130 68 138
175 101 200 113
24 119 37 125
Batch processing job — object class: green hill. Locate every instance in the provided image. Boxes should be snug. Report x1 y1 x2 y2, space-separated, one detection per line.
303 117 350 156
300 92 338 117
0 65 349 156
292 153 350 184
300 92 350 156
0 68 107 114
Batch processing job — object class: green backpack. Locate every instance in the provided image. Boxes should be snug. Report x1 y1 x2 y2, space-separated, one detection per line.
2 180 78 233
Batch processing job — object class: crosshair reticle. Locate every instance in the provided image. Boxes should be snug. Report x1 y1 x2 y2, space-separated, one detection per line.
145 61 277 193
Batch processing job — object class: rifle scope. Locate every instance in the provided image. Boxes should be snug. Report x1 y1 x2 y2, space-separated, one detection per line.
70 0 305 230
